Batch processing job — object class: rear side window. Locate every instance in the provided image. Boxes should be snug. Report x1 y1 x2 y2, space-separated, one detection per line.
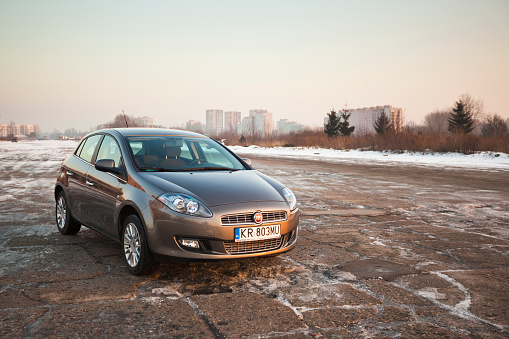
78 134 102 163
74 139 85 156
96 135 122 167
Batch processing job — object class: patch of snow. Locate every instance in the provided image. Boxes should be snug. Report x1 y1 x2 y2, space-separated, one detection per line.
230 146 509 170
417 287 447 300
433 271 471 312
368 236 386 246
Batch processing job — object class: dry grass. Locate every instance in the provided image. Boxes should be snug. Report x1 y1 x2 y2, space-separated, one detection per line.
214 129 509 154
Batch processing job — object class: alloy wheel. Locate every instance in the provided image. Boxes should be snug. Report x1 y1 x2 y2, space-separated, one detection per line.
123 223 141 267
56 196 66 229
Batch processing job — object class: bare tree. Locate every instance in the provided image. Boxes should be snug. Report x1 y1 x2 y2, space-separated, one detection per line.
106 114 141 128
423 109 450 135
242 117 257 138
459 93 485 121
481 114 508 137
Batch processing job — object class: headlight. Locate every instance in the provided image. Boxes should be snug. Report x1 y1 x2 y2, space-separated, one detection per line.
282 187 297 211
157 193 212 217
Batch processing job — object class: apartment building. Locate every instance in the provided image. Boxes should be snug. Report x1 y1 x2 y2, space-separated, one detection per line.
205 109 224 135
134 116 154 127
224 111 242 132
346 105 402 135
0 123 38 138
246 109 273 137
277 119 303 134
185 120 205 134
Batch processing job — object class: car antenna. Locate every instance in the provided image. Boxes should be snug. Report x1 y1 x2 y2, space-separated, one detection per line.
122 110 129 128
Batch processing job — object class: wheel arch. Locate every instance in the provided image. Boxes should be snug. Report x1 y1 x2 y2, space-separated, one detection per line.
54 184 65 201
117 203 146 241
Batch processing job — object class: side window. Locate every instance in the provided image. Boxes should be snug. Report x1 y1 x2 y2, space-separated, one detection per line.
79 134 102 163
96 135 122 167
74 139 85 156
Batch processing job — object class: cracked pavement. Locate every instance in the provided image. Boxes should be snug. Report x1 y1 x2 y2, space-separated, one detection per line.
1 141 508 338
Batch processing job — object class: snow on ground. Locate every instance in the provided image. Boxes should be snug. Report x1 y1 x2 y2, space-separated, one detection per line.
0 140 79 201
229 145 509 171
0 140 78 159
1 140 507 171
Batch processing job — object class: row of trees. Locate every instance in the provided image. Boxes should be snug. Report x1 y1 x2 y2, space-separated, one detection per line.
325 94 508 138
324 109 355 137
423 94 507 137
324 107 394 137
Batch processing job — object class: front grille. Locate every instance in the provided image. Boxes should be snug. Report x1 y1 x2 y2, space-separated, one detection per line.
224 237 283 255
221 211 287 226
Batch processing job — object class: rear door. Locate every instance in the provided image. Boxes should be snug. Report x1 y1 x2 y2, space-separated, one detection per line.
66 134 102 223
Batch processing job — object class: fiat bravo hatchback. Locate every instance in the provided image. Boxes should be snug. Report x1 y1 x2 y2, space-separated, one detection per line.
55 128 299 275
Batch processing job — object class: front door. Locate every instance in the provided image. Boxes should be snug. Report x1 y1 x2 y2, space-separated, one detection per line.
85 135 125 238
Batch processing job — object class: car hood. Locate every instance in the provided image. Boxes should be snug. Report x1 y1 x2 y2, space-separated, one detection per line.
139 170 285 207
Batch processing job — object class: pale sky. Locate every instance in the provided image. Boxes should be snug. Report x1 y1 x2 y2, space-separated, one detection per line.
1 0 508 133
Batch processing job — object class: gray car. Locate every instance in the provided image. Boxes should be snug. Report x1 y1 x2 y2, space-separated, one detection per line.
55 128 299 275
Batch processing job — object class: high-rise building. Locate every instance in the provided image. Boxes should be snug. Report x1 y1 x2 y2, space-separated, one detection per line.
330 105 402 135
241 116 256 136
205 109 223 135
277 119 303 134
224 111 242 132
247 109 273 137
185 120 205 133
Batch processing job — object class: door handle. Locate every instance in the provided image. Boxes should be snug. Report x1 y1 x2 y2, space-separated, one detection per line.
66 171 73 176
86 180 94 186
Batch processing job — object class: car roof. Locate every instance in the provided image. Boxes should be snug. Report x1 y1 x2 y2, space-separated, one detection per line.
95 128 208 138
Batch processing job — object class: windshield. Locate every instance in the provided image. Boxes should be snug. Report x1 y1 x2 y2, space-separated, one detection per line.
125 136 245 171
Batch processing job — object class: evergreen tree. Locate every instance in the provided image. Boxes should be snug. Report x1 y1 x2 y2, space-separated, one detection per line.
374 112 391 135
338 109 355 136
448 100 474 134
324 109 341 137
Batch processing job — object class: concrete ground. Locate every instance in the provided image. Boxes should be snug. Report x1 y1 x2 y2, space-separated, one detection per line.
1 144 508 338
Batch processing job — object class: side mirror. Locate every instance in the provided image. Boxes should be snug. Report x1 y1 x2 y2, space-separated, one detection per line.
242 158 252 166
95 159 122 175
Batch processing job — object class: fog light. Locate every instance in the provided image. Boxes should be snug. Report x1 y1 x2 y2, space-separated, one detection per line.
178 239 200 249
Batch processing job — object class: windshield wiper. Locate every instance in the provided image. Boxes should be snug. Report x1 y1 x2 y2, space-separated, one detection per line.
139 167 182 172
181 167 240 172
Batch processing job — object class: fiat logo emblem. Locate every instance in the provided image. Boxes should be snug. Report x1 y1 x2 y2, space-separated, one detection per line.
253 212 263 224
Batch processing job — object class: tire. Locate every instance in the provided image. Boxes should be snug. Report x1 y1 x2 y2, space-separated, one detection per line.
56 191 81 235
122 215 159 275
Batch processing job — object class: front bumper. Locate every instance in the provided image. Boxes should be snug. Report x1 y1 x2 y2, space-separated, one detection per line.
143 201 299 260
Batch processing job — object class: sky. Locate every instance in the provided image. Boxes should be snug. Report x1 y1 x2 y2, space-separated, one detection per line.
0 0 508 133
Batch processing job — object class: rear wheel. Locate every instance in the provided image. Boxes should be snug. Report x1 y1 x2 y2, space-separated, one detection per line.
56 191 81 235
122 215 159 275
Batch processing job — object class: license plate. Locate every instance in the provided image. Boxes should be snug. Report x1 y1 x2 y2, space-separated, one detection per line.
234 224 281 242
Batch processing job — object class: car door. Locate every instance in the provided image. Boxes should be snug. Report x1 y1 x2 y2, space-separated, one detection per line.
85 134 125 238
66 134 102 223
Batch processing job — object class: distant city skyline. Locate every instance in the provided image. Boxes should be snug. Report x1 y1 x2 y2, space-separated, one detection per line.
1 1 508 133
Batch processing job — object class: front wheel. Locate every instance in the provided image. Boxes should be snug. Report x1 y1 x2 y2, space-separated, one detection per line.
56 191 81 235
122 215 159 275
